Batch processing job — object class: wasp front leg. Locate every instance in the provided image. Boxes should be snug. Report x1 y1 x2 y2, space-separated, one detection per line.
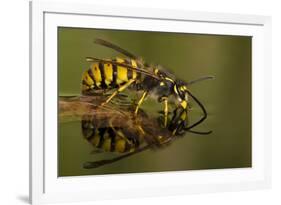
101 79 135 106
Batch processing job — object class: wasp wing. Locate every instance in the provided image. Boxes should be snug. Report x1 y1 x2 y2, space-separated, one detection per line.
59 94 133 123
94 38 138 59
86 57 160 80
83 145 151 169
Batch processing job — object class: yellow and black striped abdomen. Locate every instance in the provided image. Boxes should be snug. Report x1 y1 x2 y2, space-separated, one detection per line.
82 126 142 153
81 57 138 94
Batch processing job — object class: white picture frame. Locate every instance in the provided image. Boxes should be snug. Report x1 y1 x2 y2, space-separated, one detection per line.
30 1 272 204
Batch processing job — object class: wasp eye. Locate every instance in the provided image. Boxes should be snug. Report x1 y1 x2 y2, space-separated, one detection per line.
180 86 184 92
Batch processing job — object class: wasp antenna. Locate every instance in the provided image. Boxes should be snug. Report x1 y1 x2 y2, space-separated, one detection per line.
186 129 213 135
184 90 208 130
186 75 215 86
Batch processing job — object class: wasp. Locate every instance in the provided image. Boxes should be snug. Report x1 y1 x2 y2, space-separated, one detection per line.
82 38 213 134
80 94 212 169
81 110 181 169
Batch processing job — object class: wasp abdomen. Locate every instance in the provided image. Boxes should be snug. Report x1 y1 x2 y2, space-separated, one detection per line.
82 125 141 153
81 57 139 94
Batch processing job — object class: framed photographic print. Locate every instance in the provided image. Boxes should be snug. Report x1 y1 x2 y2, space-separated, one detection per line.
30 1 271 204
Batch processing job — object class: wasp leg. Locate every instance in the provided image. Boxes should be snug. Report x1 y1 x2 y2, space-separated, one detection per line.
163 98 169 127
134 91 148 115
101 79 135 106
115 128 134 147
108 117 134 146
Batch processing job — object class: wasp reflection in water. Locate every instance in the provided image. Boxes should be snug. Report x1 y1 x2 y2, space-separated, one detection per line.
79 96 211 169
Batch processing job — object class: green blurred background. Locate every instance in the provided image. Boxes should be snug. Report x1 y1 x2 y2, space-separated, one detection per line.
58 27 252 176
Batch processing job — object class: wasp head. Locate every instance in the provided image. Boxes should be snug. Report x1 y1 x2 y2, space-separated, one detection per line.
162 80 188 135
173 80 189 109
169 78 213 136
